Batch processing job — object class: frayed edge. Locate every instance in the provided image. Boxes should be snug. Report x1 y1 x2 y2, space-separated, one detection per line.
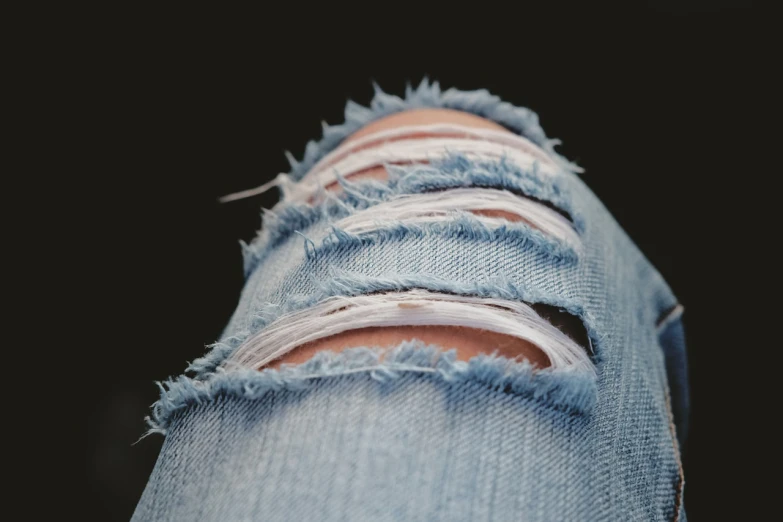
317 271 590 319
309 212 578 265
316 270 604 362
187 271 600 378
392 154 585 233
286 78 581 182
241 153 584 278
147 341 597 435
186 292 324 376
242 198 353 277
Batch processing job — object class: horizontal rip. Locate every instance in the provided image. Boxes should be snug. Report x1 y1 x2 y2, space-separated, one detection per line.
309 123 558 174
293 138 559 203
331 187 580 247
219 124 562 204
226 289 596 375
149 340 598 435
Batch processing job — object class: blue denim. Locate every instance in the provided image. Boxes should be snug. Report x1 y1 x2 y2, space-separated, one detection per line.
132 80 688 521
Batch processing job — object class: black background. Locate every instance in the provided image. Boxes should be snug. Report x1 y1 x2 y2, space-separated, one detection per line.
68 2 773 520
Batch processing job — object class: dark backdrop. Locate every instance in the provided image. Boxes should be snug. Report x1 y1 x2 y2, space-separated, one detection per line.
78 3 771 520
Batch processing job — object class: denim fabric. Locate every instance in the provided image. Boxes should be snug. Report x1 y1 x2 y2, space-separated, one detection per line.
133 80 688 521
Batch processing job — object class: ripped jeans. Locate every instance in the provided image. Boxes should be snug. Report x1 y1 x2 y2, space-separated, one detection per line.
132 81 689 521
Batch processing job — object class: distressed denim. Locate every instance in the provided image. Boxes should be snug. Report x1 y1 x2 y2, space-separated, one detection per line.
132 81 688 521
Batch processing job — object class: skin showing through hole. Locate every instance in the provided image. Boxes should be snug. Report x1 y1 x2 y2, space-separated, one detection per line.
314 109 530 222
319 108 515 198
265 109 557 370
266 325 551 370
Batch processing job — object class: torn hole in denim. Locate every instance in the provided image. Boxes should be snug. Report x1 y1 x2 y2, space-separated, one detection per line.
330 187 580 249
297 138 559 202
531 303 593 355
147 341 598 435
311 123 558 173
265 325 551 371
224 289 595 375
282 79 583 182
238 176 580 279
385 155 583 230
187 274 599 378
220 125 562 205
305 212 579 265
410 184 575 225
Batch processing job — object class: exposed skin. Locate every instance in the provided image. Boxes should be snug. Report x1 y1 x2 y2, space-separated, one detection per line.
315 109 524 223
267 326 553 370
266 109 557 370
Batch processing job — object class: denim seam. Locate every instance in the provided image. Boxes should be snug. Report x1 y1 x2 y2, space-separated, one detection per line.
663 376 685 522
656 303 685 333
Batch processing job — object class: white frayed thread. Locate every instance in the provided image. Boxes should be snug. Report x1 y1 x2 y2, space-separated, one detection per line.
226 289 595 375
332 187 580 249
289 137 559 203
220 123 564 204
218 173 297 203
308 123 559 176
